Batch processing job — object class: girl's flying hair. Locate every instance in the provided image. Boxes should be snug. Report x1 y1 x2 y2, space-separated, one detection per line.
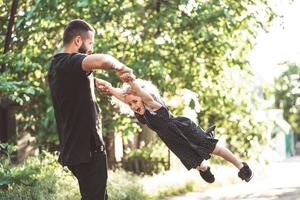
121 79 161 100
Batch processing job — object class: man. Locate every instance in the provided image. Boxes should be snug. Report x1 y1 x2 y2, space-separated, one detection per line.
48 19 131 200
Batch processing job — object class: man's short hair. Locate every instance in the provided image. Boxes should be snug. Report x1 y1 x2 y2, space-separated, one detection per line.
63 19 95 46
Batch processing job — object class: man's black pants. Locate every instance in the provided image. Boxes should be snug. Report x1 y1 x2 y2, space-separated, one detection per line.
68 150 109 200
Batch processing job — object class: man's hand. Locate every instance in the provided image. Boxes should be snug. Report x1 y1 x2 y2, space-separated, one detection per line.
95 78 112 94
120 72 136 83
116 65 133 77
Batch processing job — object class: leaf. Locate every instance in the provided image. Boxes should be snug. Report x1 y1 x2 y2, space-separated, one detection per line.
189 99 196 109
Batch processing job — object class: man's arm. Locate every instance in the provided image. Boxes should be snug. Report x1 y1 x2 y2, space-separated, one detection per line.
82 54 132 75
95 78 126 103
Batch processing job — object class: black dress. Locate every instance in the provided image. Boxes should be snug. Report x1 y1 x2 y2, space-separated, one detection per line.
135 103 218 170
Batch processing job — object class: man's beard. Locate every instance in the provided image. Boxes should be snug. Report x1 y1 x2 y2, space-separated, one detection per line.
78 43 88 54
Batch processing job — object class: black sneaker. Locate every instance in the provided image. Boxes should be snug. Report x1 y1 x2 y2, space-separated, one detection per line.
205 125 216 138
199 167 215 183
238 162 253 182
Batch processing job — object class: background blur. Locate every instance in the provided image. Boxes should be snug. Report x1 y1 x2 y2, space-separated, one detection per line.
1 0 299 199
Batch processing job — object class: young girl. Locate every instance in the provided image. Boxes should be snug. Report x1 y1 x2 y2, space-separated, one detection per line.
95 74 253 183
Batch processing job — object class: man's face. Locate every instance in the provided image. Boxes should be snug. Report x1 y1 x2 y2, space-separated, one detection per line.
78 31 94 54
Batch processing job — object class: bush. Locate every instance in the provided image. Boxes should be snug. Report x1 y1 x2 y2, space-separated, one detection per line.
123 142 169 175
0 148 149 200
0 149 79 200
0 147 197 200
107 170 149 200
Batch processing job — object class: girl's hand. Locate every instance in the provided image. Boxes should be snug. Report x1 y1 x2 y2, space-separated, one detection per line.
97 84 111 93
95 78 112 93
120 72 136 82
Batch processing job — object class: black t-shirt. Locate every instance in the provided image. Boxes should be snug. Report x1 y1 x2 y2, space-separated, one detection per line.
48 53 103 166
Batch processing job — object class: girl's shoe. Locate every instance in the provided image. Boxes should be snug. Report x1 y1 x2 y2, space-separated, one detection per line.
238 162 253 182
199 167 215 183
205 125 216 138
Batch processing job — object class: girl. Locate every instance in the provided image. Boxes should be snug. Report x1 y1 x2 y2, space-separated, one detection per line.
95 74 253 183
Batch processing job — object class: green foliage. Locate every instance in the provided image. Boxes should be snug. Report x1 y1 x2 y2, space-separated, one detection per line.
0 51 57 148
113 113 142 138
155 181 195 199
274 62 300 135
0 0 277 162
0 53 43 105
0 150 80 200
196 66 270 158
0 77 42 106
107 170 149 200
0 149 196 200
124 142 169 175
0 143 17 156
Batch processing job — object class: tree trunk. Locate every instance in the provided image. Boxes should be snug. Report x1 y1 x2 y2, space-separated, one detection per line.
0 102 17 143
1 0 19 72
0 106 7 142
0 0 19 144
103 131 116 169
4 0 18 53
155 0 161 36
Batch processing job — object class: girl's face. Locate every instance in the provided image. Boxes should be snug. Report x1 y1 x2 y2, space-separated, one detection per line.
124 94 145 115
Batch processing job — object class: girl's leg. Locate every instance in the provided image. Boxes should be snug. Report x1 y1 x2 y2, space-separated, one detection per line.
211 144 243 170
196 162 208 171
210 144 253 182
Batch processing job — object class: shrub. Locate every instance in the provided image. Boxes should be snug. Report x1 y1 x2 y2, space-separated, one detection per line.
0 149 79 200
123 142 169 175
0 147 149 200
0 145 197 200
107 170 149 200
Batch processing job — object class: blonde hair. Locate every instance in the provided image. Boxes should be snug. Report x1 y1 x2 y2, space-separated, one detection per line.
121 79 161 100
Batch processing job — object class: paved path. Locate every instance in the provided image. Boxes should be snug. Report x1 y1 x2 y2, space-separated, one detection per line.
165 156 300 200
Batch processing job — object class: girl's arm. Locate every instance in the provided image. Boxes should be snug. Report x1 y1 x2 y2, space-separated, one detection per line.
122 74 162 110
95 78 126 103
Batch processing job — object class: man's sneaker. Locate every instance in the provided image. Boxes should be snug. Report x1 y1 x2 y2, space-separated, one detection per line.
238 162 253 182
199 167 215 183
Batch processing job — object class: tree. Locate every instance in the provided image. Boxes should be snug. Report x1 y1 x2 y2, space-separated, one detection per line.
0 0 20 143
0 0 276 163
274 62 300 136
